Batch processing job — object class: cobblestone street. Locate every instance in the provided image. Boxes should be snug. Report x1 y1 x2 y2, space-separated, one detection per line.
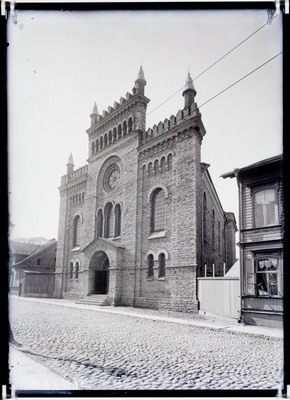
9 297 283 390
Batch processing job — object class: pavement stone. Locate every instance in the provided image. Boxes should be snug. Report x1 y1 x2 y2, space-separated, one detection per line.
7 295 284 392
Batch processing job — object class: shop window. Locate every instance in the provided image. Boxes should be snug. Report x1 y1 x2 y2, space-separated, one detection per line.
245 256 282 297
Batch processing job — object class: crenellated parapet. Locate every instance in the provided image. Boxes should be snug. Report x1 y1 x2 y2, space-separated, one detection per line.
60 164 88 186
139 102 205 152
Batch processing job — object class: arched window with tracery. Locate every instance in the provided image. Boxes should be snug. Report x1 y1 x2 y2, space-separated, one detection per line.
104 203 114 238
203 192 207 241
114 204 121 237
147 254 154 278
158 253 165 278
151 188 165 232
73 215 80 247
97 209 103 238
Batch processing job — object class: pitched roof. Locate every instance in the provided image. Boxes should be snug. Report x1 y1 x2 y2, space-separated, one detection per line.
11 239 57 266
9 241 40 256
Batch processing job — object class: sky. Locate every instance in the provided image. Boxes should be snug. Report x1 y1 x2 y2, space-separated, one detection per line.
7 8 283 242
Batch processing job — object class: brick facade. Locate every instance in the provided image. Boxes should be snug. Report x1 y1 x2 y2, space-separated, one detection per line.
54 68 237 313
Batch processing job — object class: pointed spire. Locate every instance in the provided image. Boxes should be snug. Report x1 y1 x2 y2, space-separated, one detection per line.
66 152 74 174
137 65 146 82
92 102 98 115
135 66 146 95
67 152 74 165
182 72 197 108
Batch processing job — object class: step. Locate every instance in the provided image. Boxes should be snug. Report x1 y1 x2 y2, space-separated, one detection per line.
75 295 110 306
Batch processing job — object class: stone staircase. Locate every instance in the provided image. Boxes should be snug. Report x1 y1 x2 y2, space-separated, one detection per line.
75 294 110 306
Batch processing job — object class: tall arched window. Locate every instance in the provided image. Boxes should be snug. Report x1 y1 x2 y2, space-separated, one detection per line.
118 124 122 138
167 154 173 170
104 133 108 147
97 209 103 238
104 203 114 238
218 221 221 253
123 121 127 136
108 130 112 144
100 136 103 149
158 253 165 278
114 204 121 237
128 117 133 133
147 254 154 278
96 139 99 152
203 193 207 241
75 262 79 279
73 215 80 247
151 189 165 232
113 127 118 140
212 210 215 248
91 141 95 155
69 262 73 279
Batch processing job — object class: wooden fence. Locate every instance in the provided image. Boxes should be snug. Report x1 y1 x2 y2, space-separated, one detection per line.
197 277 240 319
23 272 55 297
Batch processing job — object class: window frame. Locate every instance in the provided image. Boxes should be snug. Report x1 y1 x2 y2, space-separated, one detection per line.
151 188 165 233
244 254 283 298
252 185 279 228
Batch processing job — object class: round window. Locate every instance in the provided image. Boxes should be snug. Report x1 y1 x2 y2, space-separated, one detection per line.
104 165 120 192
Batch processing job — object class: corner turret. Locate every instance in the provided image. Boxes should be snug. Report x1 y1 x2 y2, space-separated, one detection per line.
182 73 197 108
134 66 146 95
66 152 74 174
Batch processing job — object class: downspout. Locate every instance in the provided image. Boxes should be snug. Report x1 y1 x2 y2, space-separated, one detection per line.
237 173 244 324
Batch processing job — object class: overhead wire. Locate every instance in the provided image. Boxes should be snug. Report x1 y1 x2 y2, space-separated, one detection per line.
11 13 282 224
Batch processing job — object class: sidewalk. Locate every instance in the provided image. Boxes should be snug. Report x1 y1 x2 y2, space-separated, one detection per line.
9 345 78 391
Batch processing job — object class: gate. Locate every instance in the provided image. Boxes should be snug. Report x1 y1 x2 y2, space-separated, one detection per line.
197 277 240 319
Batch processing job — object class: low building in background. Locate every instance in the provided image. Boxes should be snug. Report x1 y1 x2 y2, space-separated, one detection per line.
9 239 57 298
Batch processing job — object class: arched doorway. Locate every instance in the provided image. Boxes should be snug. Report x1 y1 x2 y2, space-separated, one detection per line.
89 251 109 294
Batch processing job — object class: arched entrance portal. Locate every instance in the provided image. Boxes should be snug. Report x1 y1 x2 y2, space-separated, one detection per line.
89 251 109 294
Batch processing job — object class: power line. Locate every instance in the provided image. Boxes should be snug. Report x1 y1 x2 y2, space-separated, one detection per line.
14 50 282 225
198 52 282 109
11 14 281 215
147 13 280 117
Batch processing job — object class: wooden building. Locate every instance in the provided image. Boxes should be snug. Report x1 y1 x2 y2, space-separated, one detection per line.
222 154 283 328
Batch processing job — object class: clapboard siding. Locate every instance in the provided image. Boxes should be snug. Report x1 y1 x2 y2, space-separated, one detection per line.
244 296 283 312
242 186 253 229
197 277 240 319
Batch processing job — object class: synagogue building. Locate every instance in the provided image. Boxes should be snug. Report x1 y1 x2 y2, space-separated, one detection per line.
54 67 237 313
